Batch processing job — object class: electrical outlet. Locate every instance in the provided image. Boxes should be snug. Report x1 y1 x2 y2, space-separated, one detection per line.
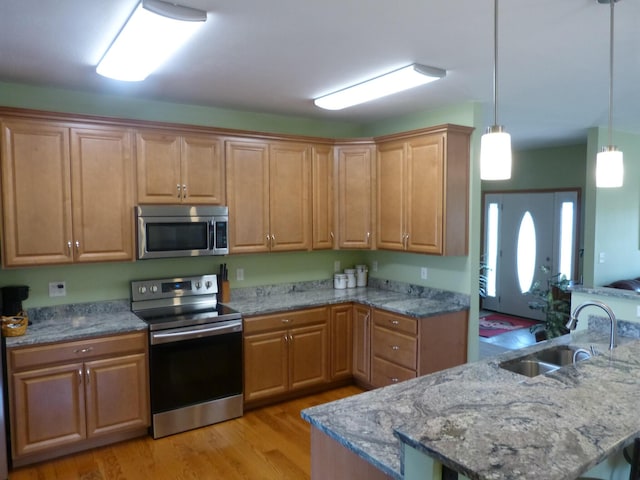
599 252 606 264
334 260 341 272
372 261 378 272
49 281 66 297
637 305 640 318
420 267 428 280
236 268 244 281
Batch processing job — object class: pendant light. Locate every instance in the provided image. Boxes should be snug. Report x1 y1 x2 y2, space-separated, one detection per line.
596 0 624 188
480 0 512 181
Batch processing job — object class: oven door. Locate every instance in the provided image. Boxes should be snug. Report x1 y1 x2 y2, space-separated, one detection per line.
149 320 243 414
138 215 214 260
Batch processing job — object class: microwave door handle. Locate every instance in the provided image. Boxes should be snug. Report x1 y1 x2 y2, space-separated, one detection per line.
210 220 216 251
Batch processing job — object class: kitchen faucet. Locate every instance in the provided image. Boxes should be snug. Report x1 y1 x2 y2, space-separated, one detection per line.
566 300 618 350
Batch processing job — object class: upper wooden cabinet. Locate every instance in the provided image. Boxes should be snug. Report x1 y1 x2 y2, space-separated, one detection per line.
335 143 376 250
226 139 312 254
136 130 225 204
376 125 472 256
1 118 135 267
311 144 335 250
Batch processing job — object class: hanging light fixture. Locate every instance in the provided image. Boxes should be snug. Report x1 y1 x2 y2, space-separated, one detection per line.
480 0 512 181
97 0 207 82
596 0 624 188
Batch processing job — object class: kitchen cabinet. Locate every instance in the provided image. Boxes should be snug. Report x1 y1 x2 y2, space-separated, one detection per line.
7 332 149 467
352 304 372 385
1 118 135 267
335 142 376 250
243 307 329 406
136 130 225 204
226 139 312 253
311 144 335 249
370 308 468 388
376 125 473 255
329 304 352 381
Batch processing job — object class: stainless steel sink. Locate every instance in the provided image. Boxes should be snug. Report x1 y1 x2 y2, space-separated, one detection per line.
499 345 588 378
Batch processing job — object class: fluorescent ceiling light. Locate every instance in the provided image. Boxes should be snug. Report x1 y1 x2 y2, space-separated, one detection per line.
313 64 446 111
97 0 207 82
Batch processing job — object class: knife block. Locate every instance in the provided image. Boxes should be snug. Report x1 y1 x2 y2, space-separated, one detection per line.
219 280 230 303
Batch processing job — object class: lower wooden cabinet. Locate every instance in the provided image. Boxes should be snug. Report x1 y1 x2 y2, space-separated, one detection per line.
7 331 149 466
243 307 329 406
352 304 371 384
329 304 353 381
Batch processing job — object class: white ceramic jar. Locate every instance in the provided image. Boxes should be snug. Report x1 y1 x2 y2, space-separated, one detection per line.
334 273 347 289
344 269 356 288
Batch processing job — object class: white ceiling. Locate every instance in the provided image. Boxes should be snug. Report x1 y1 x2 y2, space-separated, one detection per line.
2 0 639 148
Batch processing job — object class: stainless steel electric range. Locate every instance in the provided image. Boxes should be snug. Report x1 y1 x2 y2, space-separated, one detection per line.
131 274 243 439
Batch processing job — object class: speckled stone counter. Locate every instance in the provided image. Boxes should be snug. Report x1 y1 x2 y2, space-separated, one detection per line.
5 300 147 348
302 324 640 480
224 278 470 319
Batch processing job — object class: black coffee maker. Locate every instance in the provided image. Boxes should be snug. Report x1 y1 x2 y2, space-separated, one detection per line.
1 286 29 317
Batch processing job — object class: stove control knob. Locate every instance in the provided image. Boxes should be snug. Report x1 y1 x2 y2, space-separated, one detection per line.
205 281 212 289
150 285 158 293
195 281 201 289
138 286 147 294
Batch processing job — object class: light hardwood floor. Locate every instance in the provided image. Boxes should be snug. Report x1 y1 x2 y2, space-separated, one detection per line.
8 385 364 480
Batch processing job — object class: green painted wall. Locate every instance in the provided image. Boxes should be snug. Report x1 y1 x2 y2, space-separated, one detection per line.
589 128 640 287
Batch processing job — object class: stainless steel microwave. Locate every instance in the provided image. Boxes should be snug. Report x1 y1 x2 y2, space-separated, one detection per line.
136 205 229 259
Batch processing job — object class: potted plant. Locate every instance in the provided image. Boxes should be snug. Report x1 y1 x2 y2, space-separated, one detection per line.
527 266 572 341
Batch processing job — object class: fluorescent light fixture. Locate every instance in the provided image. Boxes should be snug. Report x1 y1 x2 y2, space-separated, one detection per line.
97 0 207 82
596 147 623 188
480 126 512 180
313 64 446 111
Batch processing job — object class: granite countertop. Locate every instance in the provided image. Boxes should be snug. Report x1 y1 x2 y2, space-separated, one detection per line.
5 299 148 348
302 326 640 480
224 278 470 319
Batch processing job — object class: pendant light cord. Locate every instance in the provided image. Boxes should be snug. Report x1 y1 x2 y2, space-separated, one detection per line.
607 0 615 147
492 0 499 126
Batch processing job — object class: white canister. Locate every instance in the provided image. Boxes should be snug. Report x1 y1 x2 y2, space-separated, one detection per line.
334 274 347 289
344 269 356 288
356 268 368 287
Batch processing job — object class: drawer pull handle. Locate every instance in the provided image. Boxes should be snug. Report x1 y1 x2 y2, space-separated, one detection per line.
391 377 399 383
74 347 93 355
78 368 83 384
282 318 290 323
391 345 400 351
390 320 399 326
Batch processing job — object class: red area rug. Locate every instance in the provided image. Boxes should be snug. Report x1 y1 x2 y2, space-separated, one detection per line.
479 313 539 338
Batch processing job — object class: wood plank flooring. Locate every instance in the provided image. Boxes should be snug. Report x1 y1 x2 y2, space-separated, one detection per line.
9 385 364 480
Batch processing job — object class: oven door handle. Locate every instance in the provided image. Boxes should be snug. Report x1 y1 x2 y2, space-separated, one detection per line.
150 320 242 345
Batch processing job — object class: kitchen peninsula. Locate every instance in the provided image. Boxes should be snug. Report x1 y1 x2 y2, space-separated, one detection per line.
302 325 640 480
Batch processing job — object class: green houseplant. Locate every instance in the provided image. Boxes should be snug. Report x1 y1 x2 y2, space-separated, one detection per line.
527 266 572 340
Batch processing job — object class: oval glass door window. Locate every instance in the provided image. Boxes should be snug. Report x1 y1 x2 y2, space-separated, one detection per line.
517 212 536 294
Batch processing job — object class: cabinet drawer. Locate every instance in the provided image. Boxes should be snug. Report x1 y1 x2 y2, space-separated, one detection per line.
371 356 416 388
244 307 328 334
371 325 417 369
372 309 417 335
9 332 147 371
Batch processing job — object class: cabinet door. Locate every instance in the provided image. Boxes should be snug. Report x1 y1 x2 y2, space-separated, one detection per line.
243 330 288 402
312 144 334 250
330 304 352 380
336 145 375 249
269 142 311 252
70 126 135 263
11 363 86 458
405 134 444 254
352 304 371 384
181 134 225 204
136 131 181 204
84 353 149 438
377 140 406 251
1 119 73 267
289 323 329 391
226 140 270 253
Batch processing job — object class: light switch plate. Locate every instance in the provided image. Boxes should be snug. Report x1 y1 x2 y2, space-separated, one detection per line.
49 281 66 297
420 267 428 280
